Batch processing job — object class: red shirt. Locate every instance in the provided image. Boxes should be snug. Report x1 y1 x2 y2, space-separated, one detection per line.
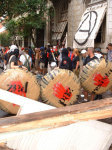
68 52 74 61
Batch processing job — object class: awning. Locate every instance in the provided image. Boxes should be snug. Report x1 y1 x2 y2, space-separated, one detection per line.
73 3 107 48
52 21 67 40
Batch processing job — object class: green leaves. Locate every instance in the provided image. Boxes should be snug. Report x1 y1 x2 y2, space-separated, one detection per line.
0 33 11 46
0 0 50 46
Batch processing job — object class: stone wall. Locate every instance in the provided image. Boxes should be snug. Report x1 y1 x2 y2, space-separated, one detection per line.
67 0 85 48
49 0 111 51
107 0 112 43
95 0 111 52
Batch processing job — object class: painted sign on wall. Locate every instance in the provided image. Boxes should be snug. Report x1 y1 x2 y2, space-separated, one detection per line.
73 3 107 48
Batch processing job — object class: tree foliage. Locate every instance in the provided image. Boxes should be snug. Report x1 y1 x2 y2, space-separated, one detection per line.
0 0 49 46
0 33 11 46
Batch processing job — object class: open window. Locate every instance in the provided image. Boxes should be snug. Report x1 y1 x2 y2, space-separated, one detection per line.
95 14 106 43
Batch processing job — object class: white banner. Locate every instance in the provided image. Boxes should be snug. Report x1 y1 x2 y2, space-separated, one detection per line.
73 3 107 48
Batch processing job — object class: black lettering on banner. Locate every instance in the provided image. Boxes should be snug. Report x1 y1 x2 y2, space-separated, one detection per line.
74 11 98 46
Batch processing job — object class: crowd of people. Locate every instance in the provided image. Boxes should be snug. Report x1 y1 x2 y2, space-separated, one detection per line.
0 42 112 102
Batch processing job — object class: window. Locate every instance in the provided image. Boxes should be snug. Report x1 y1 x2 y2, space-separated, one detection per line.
95 15 106 43
91 0 105 4
86 0 106 6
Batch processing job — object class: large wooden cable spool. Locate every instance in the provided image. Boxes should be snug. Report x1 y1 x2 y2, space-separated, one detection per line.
40 68 80 107
0 69 40 114
80 59 112 94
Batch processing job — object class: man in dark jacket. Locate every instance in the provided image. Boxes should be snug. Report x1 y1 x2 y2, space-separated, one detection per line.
59 48 73 71
39 47 46 75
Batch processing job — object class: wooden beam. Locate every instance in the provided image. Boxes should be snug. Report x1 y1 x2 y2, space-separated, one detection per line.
0 98 112 142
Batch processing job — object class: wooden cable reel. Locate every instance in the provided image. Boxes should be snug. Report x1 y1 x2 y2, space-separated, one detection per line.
41 68 80 107
80 59 112 94
0 69 40 114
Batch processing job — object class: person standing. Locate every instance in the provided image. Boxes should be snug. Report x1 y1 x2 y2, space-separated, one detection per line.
59 48 73 71
68 47 74 61
94 47 104 100
83 47 98 102
107 43 112 62
0 49 4 74
47 47 57 73
94 48 103 60
83 47 97 66
54 48 60 66
58 44 65 65
81 49 87 63
39 47 46 75
35 48 40 70
28 46 33 58
19 48 32 71
72 49 80 77
7 49 26 70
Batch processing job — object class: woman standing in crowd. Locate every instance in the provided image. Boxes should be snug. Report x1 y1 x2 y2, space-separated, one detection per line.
35 48 40 70
39 47 46 75
6 47 27 70
7 49 20 69
72 48 80 77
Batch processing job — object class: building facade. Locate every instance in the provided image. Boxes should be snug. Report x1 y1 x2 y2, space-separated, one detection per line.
45 0 112 52
15 0 112 52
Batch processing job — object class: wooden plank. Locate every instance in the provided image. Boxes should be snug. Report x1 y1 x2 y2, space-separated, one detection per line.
0 98 112 142
0 89 54 115
0 89 45 107
6 120 112 150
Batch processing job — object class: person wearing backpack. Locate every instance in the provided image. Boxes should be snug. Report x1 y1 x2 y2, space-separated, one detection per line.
19 48 32 71
7 49 20 69
59 48 73 71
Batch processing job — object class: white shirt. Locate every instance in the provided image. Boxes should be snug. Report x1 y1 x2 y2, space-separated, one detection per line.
94 53 103 60
19 53 32 65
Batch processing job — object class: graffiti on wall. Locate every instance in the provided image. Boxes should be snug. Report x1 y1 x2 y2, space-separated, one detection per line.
74 11 98 46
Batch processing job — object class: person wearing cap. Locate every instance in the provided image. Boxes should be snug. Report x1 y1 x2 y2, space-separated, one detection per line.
83 47 98 102
59 48 73 71
19 47 25 55
7 49 26 70
81 49 87 63
9 45 18 53
94 48 103 60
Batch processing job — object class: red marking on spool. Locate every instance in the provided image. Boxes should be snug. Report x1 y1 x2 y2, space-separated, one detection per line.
93 74 109 87
53 82 72 101
7 81 26 107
